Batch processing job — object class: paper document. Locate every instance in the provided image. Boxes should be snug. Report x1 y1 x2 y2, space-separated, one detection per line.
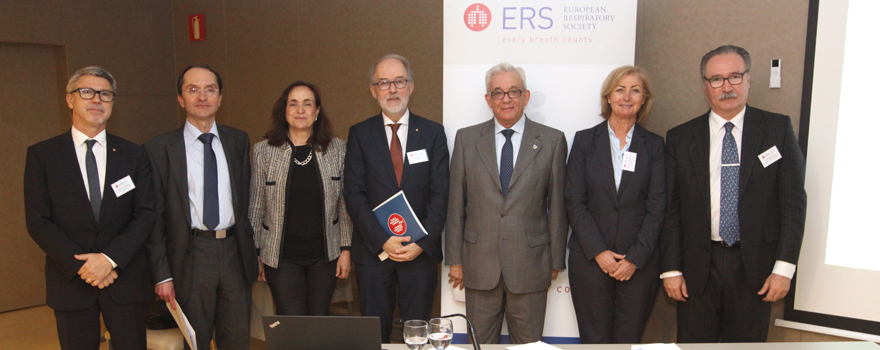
631 344 682 350
507 341 562 349
167 299 197 350
373 191 429 261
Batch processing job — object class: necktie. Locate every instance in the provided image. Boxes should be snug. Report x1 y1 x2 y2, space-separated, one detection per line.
85 139 101 221
198 133 219 230
389 123 403 186
500 129 515 196
720 122 740 246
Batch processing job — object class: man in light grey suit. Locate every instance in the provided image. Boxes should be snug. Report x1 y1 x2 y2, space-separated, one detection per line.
445 62 568 344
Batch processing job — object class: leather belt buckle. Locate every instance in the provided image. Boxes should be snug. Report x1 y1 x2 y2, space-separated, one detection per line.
216 229 227 239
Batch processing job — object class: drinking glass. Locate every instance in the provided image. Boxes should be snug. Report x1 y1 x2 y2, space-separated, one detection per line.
428 318 453 350
403 320 428 350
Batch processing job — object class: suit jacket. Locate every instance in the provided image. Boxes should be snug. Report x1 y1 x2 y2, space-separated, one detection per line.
249 137 353 268
344 113 449 265
445 117 568 293
24 131 155 311
660 106 807 296
565 121 666 268
144 124 259 305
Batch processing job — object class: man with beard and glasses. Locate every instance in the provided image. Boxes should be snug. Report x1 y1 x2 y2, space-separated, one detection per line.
660 45 807 342
344 54 449 342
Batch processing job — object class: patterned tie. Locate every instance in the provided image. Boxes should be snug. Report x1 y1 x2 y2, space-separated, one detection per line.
500 129 515 196
389 123 403 186
198 133 219 230
720 122 740 246
85 139 101 221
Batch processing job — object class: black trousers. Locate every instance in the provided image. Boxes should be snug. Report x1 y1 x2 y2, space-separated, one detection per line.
569 249 659 344
355 260 437 343
264 256 338 316
676 243 773 343
183 236 252 350
54 290 147 350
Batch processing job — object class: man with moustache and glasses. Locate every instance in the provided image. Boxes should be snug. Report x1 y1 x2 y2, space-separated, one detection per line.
344 54 449 342
660 45 807 342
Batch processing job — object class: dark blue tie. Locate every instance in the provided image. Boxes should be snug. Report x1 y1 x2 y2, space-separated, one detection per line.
500 129 515 196
85 139 101 221
720 122 740 246
198 133 219 230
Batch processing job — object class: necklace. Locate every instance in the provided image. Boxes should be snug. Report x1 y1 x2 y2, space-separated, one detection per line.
292 146 313 166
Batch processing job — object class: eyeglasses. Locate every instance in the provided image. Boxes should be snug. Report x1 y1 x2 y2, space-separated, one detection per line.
372 79 410 91
704 72 748 88
488 89 523 100
71 88 115 102
184 87 220 95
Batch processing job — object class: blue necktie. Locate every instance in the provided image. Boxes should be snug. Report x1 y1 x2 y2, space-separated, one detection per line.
85 139 101 221
720 122 740 246
198 133 219 230
500 129 514 196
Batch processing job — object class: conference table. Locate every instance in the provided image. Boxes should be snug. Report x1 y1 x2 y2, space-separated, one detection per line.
382 342 880 350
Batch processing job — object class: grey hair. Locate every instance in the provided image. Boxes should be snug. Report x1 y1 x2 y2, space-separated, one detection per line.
369 54 414 85
700 45 751 78
485 62 527 91
67 66 116 93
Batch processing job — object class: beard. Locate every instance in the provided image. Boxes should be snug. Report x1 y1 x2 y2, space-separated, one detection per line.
379 93 409 116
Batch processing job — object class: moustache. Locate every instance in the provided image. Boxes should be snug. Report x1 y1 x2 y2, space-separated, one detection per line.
719 92 738 101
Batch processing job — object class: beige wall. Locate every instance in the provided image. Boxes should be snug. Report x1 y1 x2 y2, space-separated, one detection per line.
0 0 859 343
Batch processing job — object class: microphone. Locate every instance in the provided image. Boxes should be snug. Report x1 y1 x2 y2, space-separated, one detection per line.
440 313 481 350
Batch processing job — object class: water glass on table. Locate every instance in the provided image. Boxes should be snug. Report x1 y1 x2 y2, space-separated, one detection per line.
404 319 428 350
428 318 453 350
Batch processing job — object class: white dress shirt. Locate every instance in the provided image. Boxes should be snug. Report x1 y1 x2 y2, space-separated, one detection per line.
660 106 795 279
494 115 526 173
70 126 116 268
608 122 634 191
383 109 410 153
184 120 235 230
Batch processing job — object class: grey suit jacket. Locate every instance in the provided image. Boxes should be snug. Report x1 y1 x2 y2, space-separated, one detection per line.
446 117 568 293
249 137 352 268
144 124 259 305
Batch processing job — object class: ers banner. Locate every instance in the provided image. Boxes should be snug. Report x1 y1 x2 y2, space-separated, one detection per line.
442 0 638 344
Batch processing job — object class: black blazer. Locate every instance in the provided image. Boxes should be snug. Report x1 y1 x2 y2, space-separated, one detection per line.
144 124 259 305
24 131 155 311
661 106 807 296
344 113 449 265
565 121 666 268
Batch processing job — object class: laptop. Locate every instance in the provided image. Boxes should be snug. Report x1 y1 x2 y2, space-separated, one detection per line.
262 315 382 350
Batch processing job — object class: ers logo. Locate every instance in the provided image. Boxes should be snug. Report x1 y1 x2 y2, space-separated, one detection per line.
388 214 407 235
464 3 491 31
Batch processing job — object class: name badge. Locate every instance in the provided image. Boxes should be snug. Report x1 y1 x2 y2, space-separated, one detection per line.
622 151 637 172
407 149 429 164
111 175 135 197
758 146 782 168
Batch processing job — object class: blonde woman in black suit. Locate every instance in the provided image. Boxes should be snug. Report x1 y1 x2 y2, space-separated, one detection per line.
565 66 666 343
249 81 352 315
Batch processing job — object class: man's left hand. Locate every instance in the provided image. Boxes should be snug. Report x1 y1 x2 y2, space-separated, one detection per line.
758 273 791 302
551 269 559 280
75 253 113 285
387 243 423 262
610 258 636 281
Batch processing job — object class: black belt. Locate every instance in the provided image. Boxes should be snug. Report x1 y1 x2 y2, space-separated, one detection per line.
192 227 235 239
713 240 740 248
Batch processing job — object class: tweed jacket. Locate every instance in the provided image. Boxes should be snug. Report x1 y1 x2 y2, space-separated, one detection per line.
249 137 352 268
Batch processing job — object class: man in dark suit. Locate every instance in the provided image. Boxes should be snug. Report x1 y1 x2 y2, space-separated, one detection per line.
145 65 258 350
344 54 449 343
661 45 807 342
445 62 567 344
25 66 155 350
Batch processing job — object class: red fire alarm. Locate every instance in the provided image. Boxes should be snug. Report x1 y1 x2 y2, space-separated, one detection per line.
189 14 206 42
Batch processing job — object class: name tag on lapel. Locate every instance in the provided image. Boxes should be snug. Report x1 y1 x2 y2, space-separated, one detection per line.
407 149 429 164
758 146 782 168
111 175 135 197
622 151 637 172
